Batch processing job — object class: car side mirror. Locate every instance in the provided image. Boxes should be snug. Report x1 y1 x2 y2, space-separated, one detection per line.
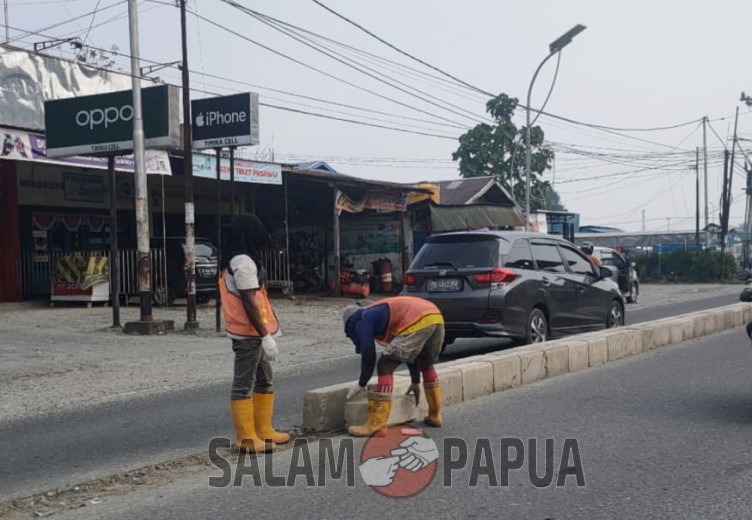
599 266 614 279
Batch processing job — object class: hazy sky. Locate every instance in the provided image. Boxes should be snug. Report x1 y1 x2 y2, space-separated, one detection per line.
4 0 752 232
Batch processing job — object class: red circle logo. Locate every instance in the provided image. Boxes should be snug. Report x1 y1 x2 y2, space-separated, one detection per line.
359 424 438 498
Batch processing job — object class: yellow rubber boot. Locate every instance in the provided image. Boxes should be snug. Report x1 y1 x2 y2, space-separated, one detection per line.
348 391 392 437
423 382 442 427
252 392 291 444
231 399 273 452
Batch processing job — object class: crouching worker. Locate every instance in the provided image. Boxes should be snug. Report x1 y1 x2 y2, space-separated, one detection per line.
343 296 445 437
220 215 290 452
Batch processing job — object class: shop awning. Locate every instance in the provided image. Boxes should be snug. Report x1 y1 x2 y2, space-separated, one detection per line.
429 203 525 232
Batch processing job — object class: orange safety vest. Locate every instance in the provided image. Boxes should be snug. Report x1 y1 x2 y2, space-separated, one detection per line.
368 296 444 346
219 269 279 338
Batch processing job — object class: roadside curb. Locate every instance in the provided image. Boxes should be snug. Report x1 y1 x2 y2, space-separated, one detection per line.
302 302 751 433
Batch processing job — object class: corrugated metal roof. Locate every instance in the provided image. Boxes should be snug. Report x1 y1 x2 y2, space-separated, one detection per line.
429 203 525 232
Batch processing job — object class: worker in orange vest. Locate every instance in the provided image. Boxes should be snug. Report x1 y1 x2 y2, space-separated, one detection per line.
343 296 445 437
219 215 289 452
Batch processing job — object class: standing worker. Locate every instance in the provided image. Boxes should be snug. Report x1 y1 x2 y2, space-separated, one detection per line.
220 215 289 452
343 296 445 437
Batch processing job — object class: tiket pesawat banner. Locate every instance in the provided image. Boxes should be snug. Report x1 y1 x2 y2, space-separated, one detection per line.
192 153 283 185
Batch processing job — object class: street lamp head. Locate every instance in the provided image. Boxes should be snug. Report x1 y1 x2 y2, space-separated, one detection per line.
549 24 587 54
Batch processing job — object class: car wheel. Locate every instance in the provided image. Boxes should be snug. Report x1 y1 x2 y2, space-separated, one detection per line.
607 300 624 328
626 282 639 304
196 294 212 305
153 287 171 307
526 308 548 344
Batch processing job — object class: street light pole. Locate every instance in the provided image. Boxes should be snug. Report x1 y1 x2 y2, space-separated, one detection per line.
524 24 586 231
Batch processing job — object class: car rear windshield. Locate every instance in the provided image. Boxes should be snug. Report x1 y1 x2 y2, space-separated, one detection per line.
412 236 499 269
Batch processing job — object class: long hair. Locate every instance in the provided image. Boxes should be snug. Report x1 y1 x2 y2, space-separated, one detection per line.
220 214 270 270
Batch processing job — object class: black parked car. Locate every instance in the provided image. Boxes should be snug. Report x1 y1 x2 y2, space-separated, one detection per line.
150 237 218 306
403 231 625 350
593 246 640 304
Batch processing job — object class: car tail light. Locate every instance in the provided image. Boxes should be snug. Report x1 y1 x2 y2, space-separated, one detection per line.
404 273 416 286
474 268 517 284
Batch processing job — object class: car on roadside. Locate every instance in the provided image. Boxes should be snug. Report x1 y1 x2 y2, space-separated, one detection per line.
592 246 640 304
402 231 625 351
150 237 218 306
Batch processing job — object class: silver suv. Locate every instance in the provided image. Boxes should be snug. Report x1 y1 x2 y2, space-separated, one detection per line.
592 246 640 304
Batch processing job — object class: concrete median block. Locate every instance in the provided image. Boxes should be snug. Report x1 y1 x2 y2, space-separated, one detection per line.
607 329 642 361
725 306 745 329
587 336 608 367
303 383 351 433
567 341 589 372
454 361 495 401
691 313 707 338
703 313 718 335
518 349 546 384
488 353 521 391
714 310 726 332
435 368 464 406
544 345 569 377
668 318 694 344
639 322 671 350
743 304 752 323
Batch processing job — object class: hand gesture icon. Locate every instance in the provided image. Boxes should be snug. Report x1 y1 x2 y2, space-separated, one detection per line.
390 436 439 472
359 456 400 487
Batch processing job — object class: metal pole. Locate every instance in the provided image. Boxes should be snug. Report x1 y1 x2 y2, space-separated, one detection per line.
333 186 341 297
230 147 235 217
284 171 290 292
215 148 222 333
108 156 121 328
128 0 152 321
180 0 198 330
525 51 557 231
703 116 709 244
695 146 700 254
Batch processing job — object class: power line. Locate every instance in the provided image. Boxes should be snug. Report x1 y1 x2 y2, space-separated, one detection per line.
219 0 486 126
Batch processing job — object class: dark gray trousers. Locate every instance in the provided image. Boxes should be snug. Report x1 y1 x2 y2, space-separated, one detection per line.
231 338 273 400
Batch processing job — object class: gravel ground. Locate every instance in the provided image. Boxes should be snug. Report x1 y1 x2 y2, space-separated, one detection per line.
0 283 741 424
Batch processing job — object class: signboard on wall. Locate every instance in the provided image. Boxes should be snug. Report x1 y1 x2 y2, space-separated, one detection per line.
63 173 104 203
44 85 181 156
0 126 171 174
192 153 282 185
191 93 259 149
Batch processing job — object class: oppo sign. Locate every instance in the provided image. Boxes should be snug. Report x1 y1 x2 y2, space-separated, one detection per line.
44 85 181 157
76 105 135 130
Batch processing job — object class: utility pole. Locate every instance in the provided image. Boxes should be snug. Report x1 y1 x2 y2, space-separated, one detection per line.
180 0 198 331
703 116 709 245
695 147 700 254
128 0 152 322
3 0 9 43
720 150 731 277
667 217 671 231
745 161 752 268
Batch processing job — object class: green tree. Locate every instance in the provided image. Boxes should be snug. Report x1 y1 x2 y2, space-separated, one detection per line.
452 93 563 211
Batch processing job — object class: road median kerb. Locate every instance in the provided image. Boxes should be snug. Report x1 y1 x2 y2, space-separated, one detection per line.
303 302 751 433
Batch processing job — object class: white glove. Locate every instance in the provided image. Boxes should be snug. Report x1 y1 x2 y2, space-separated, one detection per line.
260 335 279 362
346 382 366 400
359 456 400 487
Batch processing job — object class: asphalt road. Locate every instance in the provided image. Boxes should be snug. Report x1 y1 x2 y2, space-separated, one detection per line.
0 291 740 502
57 325 752 519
